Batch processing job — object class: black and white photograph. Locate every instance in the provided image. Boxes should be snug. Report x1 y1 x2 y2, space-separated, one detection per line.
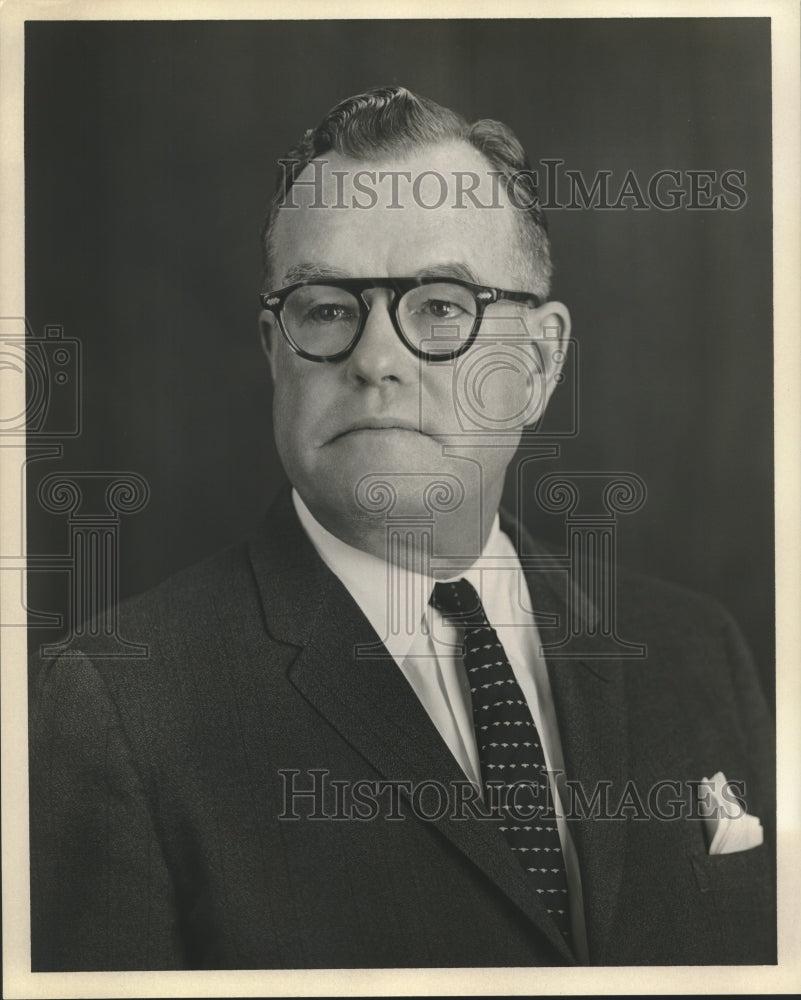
2 1 799 996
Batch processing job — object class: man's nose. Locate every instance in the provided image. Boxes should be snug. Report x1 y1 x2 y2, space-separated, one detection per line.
344 288 414 385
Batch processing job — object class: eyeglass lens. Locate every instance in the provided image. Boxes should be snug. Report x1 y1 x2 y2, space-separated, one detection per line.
282 283 478 358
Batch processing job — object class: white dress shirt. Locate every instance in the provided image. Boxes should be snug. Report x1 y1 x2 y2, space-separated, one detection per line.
292 489 589 960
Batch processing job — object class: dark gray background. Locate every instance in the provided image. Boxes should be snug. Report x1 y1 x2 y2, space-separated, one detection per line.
25 18 774 702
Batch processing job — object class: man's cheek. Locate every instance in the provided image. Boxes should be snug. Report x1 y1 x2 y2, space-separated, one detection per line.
272 380 307 454
417 371 461 434
441 348 542 433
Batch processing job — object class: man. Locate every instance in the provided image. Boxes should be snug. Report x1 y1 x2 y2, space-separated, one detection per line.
29 86 775 969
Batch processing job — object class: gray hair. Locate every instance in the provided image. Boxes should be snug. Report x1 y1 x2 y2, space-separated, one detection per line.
260 85 552 295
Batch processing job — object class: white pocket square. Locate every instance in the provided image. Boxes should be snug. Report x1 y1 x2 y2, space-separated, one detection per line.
698 771 763 855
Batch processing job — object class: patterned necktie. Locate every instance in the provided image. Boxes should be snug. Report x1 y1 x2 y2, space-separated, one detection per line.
430 577 572 946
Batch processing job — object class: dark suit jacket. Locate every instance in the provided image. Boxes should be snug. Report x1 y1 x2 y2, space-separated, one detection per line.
29 488 776 969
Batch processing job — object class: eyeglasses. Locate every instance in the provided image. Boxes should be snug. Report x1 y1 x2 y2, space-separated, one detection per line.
259 277 542 362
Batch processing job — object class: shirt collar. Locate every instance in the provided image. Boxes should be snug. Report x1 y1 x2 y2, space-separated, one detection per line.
292 489 511 661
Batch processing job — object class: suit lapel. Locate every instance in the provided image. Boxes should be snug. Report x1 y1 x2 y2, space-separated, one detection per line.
509 513 630 964
248 489 576 964
544 642 630 963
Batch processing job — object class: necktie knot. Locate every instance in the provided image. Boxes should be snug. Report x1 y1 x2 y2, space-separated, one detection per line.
429 578 484 625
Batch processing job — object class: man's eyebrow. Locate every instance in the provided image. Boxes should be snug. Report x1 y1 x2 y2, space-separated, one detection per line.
414 262 480 283
282 263 350 283
282 261 482 284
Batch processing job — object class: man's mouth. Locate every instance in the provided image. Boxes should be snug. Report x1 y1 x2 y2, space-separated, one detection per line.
330 419 426 442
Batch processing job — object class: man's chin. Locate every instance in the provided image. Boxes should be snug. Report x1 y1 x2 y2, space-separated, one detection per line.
311 436 470 516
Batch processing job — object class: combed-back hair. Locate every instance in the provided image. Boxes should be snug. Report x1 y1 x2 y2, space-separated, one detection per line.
260 86 552 296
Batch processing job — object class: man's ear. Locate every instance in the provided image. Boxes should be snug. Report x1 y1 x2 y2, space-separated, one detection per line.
258 310 279 381
523 300 572 426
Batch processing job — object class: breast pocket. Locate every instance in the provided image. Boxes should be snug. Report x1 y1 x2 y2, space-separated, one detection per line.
689 844 776 963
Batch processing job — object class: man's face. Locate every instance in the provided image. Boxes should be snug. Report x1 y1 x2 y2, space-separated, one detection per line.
261 141 569 545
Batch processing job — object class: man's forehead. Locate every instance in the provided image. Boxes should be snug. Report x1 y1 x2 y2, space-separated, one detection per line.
270 142 528 286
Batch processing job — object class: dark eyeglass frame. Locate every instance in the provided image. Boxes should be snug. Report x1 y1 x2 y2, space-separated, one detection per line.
259 277 543 363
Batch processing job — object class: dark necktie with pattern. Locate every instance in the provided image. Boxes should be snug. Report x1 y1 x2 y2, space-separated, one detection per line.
430 577 572 946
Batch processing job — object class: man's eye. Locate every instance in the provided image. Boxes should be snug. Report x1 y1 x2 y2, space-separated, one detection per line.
418 298 466 319
306 304 355 324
